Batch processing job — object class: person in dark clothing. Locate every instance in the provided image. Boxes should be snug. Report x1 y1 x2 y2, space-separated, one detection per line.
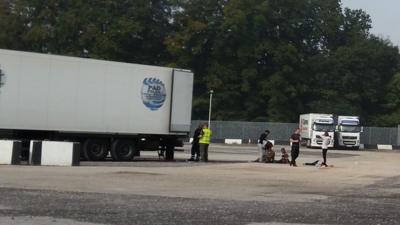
304 160 321 166
255 130 270 162
290 128 301 167
259 130 270 144
188 125 202 161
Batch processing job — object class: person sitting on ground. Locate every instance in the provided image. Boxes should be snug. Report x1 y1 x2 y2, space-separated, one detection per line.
303 160 333 168
263 141 275 163
304 160 321 166
276 148 290 164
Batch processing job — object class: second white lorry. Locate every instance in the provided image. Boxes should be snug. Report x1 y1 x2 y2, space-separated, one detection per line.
335 116 362 150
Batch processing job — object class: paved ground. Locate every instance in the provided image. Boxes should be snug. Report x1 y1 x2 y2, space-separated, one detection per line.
0 144 399 225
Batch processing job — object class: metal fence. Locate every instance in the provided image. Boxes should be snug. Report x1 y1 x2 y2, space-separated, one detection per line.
191 120 298 143
361 126 398 146
191 120 400 145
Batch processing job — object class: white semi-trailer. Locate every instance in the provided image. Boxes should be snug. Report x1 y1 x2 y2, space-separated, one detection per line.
0 49 194 161
299 113 335 148
335 116 362 150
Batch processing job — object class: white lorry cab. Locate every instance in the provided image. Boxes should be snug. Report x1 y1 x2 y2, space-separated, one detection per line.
335 116 362 150
299 113 335 148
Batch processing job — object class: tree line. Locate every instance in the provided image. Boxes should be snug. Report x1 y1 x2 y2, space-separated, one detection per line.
0 0 399 126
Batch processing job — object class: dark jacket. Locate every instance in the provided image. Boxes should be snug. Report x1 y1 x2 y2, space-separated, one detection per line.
192 127 202 144
258 132 268 144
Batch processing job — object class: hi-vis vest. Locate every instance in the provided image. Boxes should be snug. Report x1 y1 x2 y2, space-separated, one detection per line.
199 128 212 144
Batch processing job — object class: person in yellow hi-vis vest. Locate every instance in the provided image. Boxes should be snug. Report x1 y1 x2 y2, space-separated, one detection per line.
199 123 212 162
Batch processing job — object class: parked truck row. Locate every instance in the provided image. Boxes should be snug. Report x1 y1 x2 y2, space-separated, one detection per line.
0 49 194 161
300 113 362 150
0 49 364 163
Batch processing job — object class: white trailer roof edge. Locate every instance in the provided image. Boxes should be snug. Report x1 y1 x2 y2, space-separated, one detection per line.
299 113 333 116
0 48 191 73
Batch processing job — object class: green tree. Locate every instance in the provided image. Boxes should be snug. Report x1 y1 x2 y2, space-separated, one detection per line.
372 72 400 126
0 1 25 50
1 0 174 65
167 0 400 125
1 0 399 126
166 0 225 119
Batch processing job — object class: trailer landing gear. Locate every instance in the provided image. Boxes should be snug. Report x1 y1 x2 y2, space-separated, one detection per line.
165 143 175 161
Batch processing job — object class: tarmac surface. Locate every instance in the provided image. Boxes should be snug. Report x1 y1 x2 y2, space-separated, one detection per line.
0 144 399 225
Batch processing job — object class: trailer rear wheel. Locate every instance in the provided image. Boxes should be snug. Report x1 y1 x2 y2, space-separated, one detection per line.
83 139 109 161
111 140 136 161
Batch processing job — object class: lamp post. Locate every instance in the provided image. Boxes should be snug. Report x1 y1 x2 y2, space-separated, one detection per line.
208 90 214 129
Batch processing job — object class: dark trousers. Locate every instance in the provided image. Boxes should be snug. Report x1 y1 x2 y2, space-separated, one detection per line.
322 148 328 164
199 144 209 162
190 142 200 159
291 145 300 165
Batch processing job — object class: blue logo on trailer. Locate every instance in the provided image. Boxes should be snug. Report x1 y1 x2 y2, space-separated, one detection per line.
141 78 166 111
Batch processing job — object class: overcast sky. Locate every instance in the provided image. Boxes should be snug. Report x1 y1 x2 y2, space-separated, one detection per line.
342 0 400 46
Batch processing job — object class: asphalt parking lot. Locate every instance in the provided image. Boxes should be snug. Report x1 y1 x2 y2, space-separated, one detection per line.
0 144 399 225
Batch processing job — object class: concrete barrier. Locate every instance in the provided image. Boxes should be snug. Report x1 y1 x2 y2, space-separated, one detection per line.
29 141 80 166
377 144 393 150
0 140 21 165
225 139 242 144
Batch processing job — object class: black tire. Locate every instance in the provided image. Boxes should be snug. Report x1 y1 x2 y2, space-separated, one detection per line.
111 140 136 161
83 139 109 161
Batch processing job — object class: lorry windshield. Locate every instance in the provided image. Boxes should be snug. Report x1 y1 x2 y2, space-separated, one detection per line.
313 123 335 132
340 125 361 133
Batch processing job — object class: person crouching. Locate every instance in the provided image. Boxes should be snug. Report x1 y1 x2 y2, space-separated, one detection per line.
276 148 290 164
263 141 275 163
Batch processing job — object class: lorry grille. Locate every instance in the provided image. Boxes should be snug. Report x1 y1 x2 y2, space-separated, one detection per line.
343 136 357 140
343 141 356 145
